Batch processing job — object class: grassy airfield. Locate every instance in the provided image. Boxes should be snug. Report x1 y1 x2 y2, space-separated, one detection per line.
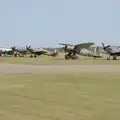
0 52 120 120
0 73 120 120
0 53 120 65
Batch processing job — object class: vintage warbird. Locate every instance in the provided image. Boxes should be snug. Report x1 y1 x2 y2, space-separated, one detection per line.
26 46 58 57
11 46 28 57
102 42 120 60
79 47 102 59
0 47 13 56
58 42 102 60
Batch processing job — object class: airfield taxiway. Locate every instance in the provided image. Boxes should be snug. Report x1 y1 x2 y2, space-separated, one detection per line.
0 63 120 74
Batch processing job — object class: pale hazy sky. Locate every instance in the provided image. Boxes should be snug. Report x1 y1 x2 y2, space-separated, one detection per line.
0 0 119 48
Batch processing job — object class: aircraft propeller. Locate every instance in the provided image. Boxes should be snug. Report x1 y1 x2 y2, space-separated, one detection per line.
101 43 110 50
11 46 16 51
64 45 67 53
26 45 33 53
26 45 31 50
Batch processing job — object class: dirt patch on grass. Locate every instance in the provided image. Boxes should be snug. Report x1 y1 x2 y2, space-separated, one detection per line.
0 63 120 74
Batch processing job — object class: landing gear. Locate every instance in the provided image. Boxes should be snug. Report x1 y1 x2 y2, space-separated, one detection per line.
64 53 78 60
30 54 33 57
107 55 110 60
34 54 37 57
14 53 17 57
29 53 37 57
106 55 117 60
107 57 110 60
14 52 20 57
113 56 117 60
71 54 78 59
65 54 71 60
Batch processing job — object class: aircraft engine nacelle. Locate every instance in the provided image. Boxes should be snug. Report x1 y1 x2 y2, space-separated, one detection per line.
66 46 74 50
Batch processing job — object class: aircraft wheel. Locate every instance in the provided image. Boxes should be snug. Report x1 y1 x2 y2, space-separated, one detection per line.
30 55 33 57
113 56 117 60
34 54 37 57
71 55 78 60
65 54 70 60
107 56 110 60
14 52 18 57
14 54 17 57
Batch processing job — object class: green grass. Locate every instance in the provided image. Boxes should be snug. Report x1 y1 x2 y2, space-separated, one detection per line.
1 54 120 65
0 73 120 120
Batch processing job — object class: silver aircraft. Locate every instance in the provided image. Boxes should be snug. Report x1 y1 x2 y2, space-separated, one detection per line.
0 47 13 56
26 46 58 57
11 46 28 57
102 43 120 60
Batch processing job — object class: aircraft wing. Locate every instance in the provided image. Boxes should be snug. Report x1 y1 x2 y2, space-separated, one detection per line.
58 43 73 47
74 42 94 49
73 42 94 52
58 42 94 52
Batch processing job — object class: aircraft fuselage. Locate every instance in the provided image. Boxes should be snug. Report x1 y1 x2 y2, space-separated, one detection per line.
66 48 96 57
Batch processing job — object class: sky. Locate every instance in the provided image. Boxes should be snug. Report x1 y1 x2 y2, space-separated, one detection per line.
0 0 119 48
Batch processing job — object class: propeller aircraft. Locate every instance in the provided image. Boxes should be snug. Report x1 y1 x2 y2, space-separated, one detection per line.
58 42 102 60
11 46 28 57
102 43 120 60
26 46 58 57
0 47 13 56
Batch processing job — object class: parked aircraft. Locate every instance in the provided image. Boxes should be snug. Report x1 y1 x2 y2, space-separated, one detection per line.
58 42 102 59
46 48 58 57
0 47 13 56
11 46 28 57
26 46 58 57
102 43 120 60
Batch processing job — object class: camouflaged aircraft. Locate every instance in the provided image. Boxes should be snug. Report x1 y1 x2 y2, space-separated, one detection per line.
58 42 102 60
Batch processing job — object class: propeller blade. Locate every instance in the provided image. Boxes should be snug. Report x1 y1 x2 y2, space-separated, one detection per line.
26 45 31 50
101 42 110 51
11 46 15 50
64 45 67 53
101 43 105 47
106 45 110 48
